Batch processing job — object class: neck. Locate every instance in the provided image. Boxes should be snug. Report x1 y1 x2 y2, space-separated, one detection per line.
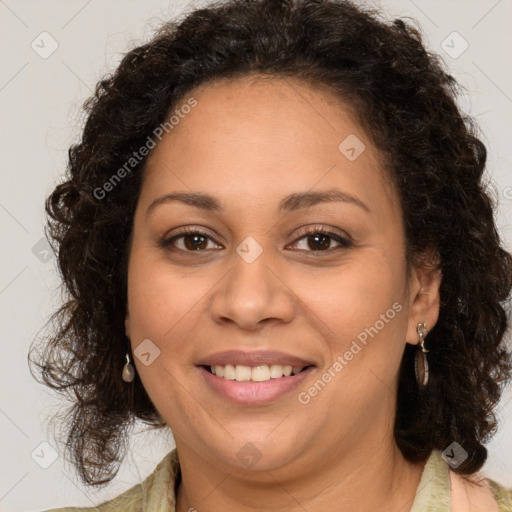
174 435 426 512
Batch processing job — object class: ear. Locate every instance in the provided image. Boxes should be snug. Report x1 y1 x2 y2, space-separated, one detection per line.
405 251 442 346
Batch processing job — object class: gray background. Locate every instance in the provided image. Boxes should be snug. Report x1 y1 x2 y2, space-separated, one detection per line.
0 0 511 510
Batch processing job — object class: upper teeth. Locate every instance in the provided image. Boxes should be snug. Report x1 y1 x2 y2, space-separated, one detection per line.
210 364 305 381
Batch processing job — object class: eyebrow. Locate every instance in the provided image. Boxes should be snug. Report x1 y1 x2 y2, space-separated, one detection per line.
146 188 370 217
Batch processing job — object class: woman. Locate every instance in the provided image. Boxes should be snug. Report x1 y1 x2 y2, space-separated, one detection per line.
30 0 512 510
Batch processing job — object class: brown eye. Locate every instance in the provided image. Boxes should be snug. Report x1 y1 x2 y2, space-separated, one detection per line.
159 229 222 252
291 228 352 252
180 233 210 251
306 233 332 251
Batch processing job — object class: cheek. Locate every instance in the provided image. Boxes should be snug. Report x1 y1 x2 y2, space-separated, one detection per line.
126 249 207 342
303 268 406 408
125 252 202 416
305 254 408 404
298 254 405 342
125 252 188 390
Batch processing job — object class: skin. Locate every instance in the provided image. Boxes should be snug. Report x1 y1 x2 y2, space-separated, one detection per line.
124 74 442 512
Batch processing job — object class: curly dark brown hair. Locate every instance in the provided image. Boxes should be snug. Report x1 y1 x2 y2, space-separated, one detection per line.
29 0 512 487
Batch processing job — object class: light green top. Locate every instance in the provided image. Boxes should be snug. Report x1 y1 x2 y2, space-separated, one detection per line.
44 449 512 511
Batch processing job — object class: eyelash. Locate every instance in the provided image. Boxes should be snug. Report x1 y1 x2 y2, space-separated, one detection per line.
159 225 353 254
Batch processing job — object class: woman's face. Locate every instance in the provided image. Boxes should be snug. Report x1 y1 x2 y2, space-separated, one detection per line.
125 75 440 475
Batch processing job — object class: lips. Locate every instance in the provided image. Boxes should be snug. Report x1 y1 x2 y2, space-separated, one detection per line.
196 349 316 368
198 365 315 405
195 350 317 405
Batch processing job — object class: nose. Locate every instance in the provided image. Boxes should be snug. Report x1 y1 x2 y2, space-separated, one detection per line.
209 245 295 331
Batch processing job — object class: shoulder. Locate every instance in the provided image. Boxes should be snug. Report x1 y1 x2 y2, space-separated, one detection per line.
41 448 180 512
487 478 512 511
448 458 512 512
40 481 147 512
410 449 512 512
40 486 141 512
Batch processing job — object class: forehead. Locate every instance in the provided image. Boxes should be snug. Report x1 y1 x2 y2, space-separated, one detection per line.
139 74 400 217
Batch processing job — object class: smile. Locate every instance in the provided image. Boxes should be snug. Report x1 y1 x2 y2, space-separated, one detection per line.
206 363 310 381
198 364 315 405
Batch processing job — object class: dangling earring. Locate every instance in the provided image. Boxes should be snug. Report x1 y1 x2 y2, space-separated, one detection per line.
414 322 429 388
122 353 135 383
